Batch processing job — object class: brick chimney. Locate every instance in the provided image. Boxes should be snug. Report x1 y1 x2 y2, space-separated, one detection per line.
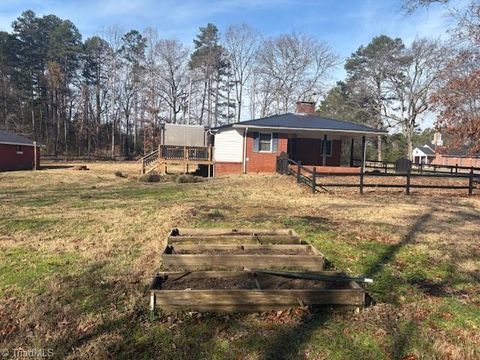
295 101 316 115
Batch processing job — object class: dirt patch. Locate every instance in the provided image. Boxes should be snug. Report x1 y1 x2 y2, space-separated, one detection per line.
166 246 312 255
71 165 89 171
160 273 257 290
158 273 349 290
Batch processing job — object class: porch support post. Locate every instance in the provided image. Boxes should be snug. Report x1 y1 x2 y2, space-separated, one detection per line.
322 134 327 166
361 135 366 171
350 138 354 167
360 135 366 195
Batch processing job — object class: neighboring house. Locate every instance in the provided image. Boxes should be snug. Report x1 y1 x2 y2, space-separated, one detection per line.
413 144 435 164
212 101 387 176
432 147 480 168
413 132 480 168
0 130 40 171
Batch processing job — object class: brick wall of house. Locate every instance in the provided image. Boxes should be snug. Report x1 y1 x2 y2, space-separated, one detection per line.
0 144 40 171
290 138 342 166
215 161 243 176
431 155 480 168
246 132 288 173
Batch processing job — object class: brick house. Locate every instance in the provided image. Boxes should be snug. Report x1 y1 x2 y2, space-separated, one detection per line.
212 101 386 176
432 148 480 168
0 130 40 171
413 133 480 168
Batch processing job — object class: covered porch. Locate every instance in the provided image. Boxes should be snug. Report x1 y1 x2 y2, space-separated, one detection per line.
286 132 368 173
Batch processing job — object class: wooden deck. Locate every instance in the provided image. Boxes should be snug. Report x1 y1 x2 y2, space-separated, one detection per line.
141 145 213 175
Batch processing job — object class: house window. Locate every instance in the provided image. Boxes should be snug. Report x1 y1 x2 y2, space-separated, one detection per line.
322 140 332 156
16 145 23 154
259 133 272 152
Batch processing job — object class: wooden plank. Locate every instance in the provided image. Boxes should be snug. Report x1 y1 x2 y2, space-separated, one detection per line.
168 236 301 245
152 304 310 313
168 244 314 253
152 289 365 307
169 235 299 242
161 254 325 271
168 237 261 245
172 228 297 236
155 270 352 279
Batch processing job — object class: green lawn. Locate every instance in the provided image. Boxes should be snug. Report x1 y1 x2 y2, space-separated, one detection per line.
0 162 478 359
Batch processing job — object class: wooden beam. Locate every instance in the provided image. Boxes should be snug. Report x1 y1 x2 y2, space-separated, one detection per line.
161 254 325 271
360 135 366 194
322 134 327 166
151 289 365 312
167 235 301 245
168 244 313 252
350 138 354 167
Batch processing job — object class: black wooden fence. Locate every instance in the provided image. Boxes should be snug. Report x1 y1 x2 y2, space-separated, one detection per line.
277 156 478 196
353 159 480 176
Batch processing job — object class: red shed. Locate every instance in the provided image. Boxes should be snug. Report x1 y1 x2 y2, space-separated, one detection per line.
0 130 40 171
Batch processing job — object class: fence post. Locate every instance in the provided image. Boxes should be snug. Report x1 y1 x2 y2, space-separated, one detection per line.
359 167 364 194
406 168 411 195
468 167 474 196
455 164 458 176
297 161 302 183
312 167 316 194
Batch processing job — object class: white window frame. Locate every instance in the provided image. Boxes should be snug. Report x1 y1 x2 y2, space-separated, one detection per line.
16 145 23 155
258 132 273 153
322 140 332 157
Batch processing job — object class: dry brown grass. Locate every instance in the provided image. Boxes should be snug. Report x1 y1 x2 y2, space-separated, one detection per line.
0 162 479 359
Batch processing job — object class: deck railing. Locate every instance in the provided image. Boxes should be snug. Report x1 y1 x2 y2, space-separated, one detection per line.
159 145 212 162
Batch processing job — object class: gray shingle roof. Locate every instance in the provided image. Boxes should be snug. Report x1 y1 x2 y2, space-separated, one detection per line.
420 146 435 155
441 147 480 157
0 130 36 146
216 113 387 134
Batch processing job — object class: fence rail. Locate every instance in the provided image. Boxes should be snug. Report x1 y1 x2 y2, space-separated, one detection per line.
353 159 480 176
159 145 212 162
42 155 136 161
280 158 478 196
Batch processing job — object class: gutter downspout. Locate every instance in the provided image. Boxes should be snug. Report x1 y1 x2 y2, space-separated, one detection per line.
243 127 248 174
208 129 215 177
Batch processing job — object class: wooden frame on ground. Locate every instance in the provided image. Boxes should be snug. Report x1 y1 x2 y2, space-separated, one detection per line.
149 271 366 312
161 244 325 271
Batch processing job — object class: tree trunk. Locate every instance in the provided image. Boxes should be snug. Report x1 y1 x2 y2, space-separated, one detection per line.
237 84 242 123
199 80 207 125
405 124 414 160
377 135 382 162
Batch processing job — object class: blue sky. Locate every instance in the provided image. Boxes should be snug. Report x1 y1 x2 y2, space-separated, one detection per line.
0 0 469 127
0 0 466 76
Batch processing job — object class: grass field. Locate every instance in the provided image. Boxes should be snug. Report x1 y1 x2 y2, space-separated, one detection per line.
0 162 479 360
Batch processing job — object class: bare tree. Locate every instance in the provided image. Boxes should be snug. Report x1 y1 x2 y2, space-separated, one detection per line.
155 39 190 124
224 24 259 122
256 32 337 114
388 38 449 159
345 35 407 161
104 26 122 157
402 0 450 13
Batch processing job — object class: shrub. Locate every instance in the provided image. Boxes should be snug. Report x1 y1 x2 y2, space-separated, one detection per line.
138 174 162 182
175 174 204 184
114 170 128 178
